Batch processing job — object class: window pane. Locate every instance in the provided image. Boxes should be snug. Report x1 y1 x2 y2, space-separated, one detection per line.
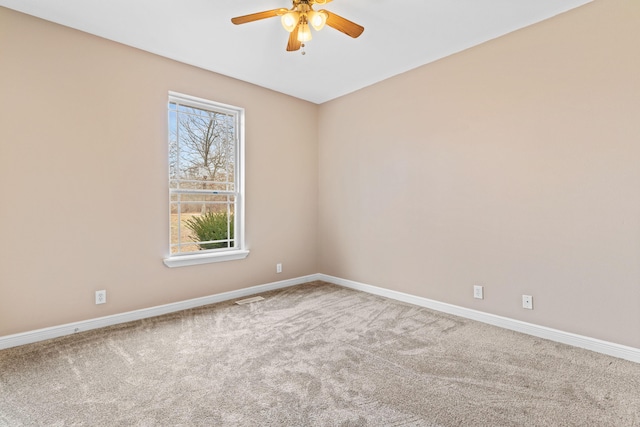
170 194 235 254
169 104 236 190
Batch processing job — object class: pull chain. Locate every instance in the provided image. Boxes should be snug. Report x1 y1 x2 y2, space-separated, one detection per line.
301 43 306 55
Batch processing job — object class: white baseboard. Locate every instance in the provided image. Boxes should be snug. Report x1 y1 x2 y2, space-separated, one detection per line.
0 275 318 350
2 273 639 364
318 274 640 364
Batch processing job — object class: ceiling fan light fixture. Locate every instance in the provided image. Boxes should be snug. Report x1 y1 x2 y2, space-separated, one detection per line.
231 1 364 53
308 10 327 31
297 22 312 42
281 11 299 32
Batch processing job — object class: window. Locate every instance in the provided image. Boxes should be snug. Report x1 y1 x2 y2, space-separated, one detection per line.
163 92 248 267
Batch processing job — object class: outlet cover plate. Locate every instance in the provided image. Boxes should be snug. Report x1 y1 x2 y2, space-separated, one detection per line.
522 294 533 310
95 290 106 305
473 285 484 299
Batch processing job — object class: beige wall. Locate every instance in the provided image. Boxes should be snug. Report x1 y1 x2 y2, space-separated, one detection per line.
318 0 640 348
0 8 318 336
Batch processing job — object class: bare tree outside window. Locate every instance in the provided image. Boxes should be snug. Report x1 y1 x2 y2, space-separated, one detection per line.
170 105 235 195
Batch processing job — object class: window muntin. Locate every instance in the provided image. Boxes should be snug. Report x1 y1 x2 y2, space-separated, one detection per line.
167 93 244 259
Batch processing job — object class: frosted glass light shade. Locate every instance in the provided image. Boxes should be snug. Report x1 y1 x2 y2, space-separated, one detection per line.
297 22 312 42
281 12 299 32
308 11 327 31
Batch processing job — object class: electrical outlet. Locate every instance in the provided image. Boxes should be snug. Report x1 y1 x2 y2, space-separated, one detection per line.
276 263 282 273
522 295 533 310
473 285 484 299
95 290 106 305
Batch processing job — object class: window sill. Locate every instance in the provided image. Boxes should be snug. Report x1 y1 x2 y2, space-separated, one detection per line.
163 250 250 268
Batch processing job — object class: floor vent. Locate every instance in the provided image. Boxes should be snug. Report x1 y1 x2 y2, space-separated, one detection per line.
234 296 265 305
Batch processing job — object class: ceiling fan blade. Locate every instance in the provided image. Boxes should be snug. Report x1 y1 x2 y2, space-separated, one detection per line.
231 9 286 25
287 25 302 51
324 11 364 38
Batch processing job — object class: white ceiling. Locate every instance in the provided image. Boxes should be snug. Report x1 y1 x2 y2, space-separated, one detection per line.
1 0 591 104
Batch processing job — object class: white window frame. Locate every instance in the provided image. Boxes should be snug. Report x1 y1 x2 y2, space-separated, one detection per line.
163 92 248 268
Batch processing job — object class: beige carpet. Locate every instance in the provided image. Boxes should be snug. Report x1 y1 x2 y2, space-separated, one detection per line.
1 281 639 426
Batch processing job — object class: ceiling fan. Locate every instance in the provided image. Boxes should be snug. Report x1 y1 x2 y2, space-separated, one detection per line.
231 0 364 53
